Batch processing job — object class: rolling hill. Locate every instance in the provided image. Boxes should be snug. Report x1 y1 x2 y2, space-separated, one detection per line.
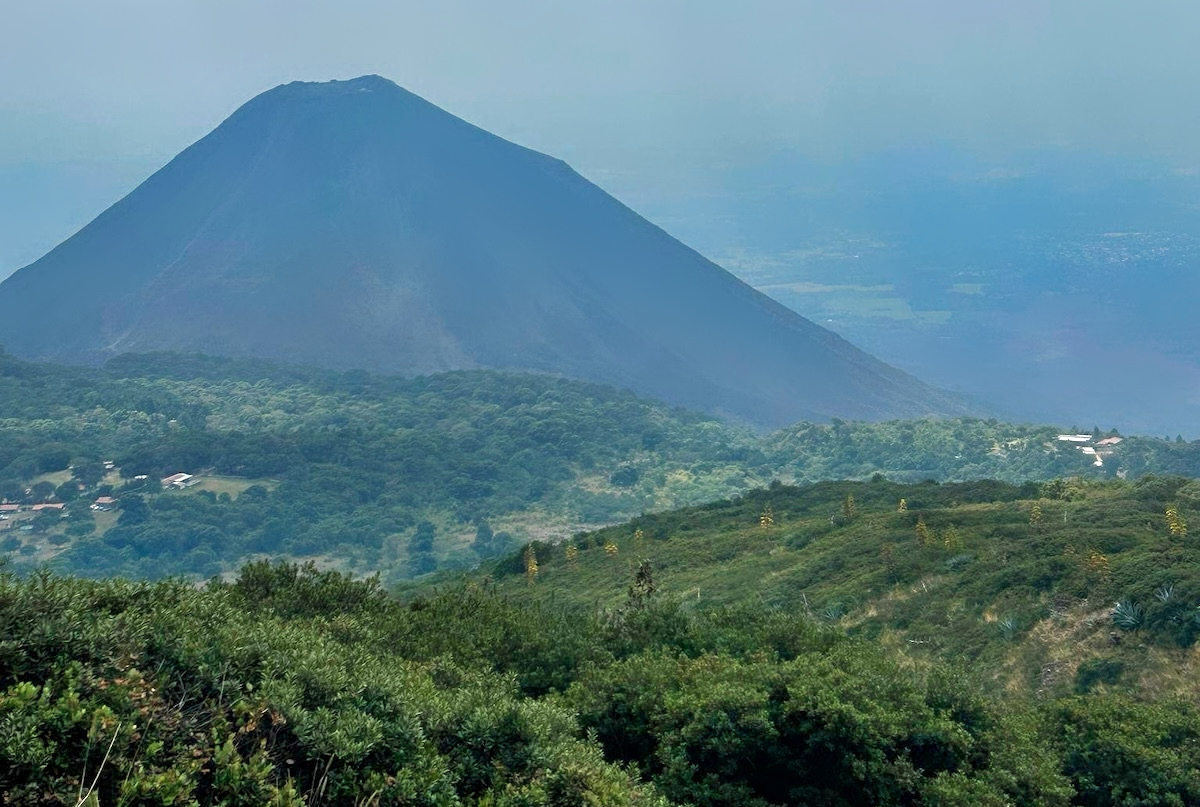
477 474 1200 701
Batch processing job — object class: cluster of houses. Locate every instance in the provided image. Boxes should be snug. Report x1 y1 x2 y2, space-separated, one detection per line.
1 502 66 516
0 501 67 531
0 464 208 553
2 469 201 526
1056 433 1124 467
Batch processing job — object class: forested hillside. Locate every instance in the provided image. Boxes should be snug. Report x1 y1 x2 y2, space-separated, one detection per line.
0 350 761 579
4 562 1199 805
4 349 1200 579
5 353 1200 803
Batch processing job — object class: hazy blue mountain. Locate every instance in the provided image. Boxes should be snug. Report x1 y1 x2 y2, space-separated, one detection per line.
0 76 970 427
613 147 1200 435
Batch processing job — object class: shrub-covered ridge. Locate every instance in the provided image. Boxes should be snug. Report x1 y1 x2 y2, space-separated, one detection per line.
3 563 1200 805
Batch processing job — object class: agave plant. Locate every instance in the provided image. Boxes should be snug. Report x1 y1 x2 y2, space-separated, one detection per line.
998 617 1018 640
1112 600 1143 630
1155 583 1175 603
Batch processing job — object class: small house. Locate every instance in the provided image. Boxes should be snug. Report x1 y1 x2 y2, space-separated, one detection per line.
91 496 118 511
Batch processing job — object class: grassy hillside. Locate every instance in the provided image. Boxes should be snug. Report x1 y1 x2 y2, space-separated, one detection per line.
476 475 1200 700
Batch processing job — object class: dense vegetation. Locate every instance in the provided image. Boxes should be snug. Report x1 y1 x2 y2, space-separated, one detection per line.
6 353 1200 803
1 350 757 580
479 476 1200 700
5 349 1200 581
4 562 1200 805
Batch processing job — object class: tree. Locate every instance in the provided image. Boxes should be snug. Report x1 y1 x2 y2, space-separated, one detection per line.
54 481 79 502
408 521 437 576
29 481 56 502
32 510 62 534
610 465 640 487
626 559 656 608
472 520 494 556
71 461 107 488
118 495 149 526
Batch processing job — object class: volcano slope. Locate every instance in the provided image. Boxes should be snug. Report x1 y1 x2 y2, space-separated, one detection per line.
0 76 970 427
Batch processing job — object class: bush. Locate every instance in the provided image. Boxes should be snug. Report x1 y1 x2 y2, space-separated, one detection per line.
1074 658 1125 693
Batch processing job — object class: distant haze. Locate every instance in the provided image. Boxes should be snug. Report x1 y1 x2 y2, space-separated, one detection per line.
3 1 1199 277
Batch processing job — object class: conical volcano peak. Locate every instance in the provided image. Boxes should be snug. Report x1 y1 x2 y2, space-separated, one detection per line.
269 74 417 102
0 77 974 426
226 74 459 134
215 73 528 177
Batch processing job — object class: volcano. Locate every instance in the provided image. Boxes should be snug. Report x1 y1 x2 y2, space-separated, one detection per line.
0 75 972 426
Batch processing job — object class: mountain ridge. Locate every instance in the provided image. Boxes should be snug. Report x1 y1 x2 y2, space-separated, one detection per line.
0 75 973 427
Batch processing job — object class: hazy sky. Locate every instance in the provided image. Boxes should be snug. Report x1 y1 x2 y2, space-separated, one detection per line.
2 0 1198 276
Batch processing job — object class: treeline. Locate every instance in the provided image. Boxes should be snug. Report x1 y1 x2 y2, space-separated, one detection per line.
1 563 1197 805
764 417 1200 482
5 348 1200 579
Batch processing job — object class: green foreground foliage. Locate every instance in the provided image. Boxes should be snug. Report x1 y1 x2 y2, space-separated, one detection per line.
0 566 664 806
4 563 1199 805
5 349 1200 581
